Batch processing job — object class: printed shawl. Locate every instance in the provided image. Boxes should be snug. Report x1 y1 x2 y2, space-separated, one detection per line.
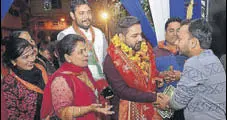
108 43 159 120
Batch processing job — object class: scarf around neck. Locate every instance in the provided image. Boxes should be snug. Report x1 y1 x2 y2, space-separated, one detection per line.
12 65 45 90
41 62 96 119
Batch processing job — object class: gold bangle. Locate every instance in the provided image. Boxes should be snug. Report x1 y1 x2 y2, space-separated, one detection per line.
72 107 75 117
78 107 81 116
60 107 68 119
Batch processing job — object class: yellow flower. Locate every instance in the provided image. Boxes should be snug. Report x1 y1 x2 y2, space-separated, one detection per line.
143 56 150 61
143 71 148 76
140 61 147 69
141 42 148 52
111 34 150 76
121 43 130 53
128 48 133 56
138 63 145 70
129 56 141 62
112 35 121 47
135 53 140 57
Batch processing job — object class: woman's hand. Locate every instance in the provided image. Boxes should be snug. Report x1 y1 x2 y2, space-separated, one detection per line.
90 103 115 115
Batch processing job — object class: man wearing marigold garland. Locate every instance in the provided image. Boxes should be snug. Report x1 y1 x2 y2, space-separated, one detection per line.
103 16 164 120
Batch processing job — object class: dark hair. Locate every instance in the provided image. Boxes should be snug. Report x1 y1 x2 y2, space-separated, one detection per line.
47 42 57 54
39 41 56 54
50 31 59 41
9 30 29 39
39 42 49 52
117 16 140 35
70 0 89 12
189 18 212 49
165 17 182 31
3 37 32 68
1 36 10 45
37 31 47 40
181 19 191 26
56 34 85 63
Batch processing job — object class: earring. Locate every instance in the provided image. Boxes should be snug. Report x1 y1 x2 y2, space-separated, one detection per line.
13 63 16 66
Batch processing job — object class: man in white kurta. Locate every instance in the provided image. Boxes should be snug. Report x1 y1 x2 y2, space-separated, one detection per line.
57 0 108 89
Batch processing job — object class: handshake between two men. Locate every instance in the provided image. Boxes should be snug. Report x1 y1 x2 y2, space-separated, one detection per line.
153 69 181 111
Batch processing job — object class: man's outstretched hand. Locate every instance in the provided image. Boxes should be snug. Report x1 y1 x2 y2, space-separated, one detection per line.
153 93 170 110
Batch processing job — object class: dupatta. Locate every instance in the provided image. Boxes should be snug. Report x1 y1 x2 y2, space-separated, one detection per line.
41 62 98 119
10 63 48 94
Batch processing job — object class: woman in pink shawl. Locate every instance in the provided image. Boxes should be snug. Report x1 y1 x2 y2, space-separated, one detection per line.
41 34 114 120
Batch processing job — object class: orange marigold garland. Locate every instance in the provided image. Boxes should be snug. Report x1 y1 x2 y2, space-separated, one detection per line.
111 34 157 78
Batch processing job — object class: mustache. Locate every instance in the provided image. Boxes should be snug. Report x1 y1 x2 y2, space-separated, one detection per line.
82 19 91 23
133 41 142 51
136 41 142 45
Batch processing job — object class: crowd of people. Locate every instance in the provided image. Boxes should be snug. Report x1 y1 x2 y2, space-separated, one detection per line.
1 0 226 120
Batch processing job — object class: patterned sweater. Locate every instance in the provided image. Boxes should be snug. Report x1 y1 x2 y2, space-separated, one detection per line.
170 49 226 120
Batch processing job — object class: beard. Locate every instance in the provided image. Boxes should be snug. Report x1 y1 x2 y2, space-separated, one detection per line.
76 19 92 30
178 47 190 56
132 41 142 51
